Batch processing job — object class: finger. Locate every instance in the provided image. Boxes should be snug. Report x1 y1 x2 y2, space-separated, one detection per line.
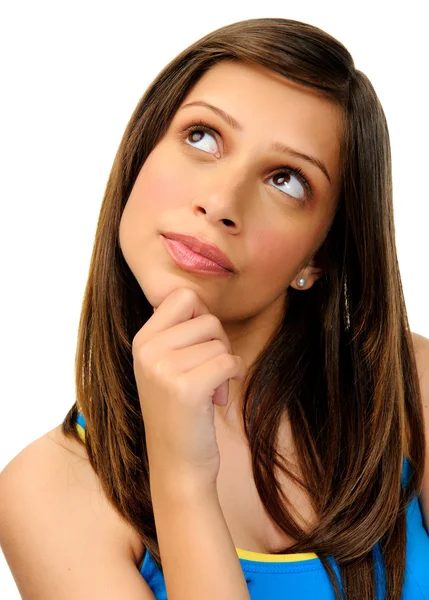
134 288 230 352
179 353 245 406
151 313 233 358
134 288 209 348
162 339 232 375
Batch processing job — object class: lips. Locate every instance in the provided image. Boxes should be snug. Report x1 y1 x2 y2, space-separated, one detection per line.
162 231 236 272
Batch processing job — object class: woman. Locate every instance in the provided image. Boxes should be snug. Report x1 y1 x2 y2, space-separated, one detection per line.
0 17 428 600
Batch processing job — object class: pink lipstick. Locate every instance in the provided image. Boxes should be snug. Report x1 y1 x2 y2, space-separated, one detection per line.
161 234 235 275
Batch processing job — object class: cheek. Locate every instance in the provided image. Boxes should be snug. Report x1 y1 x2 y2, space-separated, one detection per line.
250 228 310 279
138 150 190 214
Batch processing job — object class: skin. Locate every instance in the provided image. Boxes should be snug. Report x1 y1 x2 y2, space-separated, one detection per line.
119 60 343 436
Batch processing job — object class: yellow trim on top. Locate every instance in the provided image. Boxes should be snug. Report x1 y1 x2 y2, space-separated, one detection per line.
76 422 86 443
74 415 318 564
235 547 318 562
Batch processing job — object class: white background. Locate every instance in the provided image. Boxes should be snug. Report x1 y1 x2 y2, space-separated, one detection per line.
1 1 428 596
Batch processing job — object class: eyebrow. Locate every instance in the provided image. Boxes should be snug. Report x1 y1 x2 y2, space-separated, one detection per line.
180 100 332 185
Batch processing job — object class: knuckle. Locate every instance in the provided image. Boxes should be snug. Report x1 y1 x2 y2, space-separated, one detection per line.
132 325 150 355
203 313 224 337
213 338 227 353
177 287 198 303
219 353 236 370
133 340 150 365
153 357 173 379
197 312 213 328
209 312 220 325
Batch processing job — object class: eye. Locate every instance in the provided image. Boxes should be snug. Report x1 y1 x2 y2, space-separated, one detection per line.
183 121 219 155
267 168 311 201
181 120 313 202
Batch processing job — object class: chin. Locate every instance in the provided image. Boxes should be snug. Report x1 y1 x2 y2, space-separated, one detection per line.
139 272 194 312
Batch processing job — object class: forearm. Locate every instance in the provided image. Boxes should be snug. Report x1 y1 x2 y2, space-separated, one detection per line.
149 474 251 600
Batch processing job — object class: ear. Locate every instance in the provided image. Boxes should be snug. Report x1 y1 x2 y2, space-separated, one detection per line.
289 258 324 291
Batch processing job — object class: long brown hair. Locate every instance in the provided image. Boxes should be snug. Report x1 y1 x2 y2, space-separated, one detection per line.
61 17 425 599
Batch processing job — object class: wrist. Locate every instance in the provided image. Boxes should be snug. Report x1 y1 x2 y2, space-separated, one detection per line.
149 467 218 504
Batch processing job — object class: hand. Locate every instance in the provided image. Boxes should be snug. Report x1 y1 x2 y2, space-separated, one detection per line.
132 288 245 489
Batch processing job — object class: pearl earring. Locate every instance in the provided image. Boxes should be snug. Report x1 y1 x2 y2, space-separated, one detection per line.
297 277 306 288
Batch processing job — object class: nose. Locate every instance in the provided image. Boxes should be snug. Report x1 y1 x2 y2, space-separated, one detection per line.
191 162 251 229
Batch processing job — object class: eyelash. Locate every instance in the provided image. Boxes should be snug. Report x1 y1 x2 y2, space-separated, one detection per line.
181 119 313 202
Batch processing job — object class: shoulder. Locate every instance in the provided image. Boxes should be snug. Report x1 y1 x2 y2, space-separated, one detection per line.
411 331 429 372
0 424 144 568
410 331 429 532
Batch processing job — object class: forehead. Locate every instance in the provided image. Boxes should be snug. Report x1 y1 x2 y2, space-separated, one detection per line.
182 60 341 128
178 60 343 192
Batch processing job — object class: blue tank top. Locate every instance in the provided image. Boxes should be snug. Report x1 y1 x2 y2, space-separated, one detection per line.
75 411 429 598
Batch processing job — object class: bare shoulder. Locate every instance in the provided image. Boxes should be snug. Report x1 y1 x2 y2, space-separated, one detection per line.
1 424 143 560
0 424 150 599
411 330 429 358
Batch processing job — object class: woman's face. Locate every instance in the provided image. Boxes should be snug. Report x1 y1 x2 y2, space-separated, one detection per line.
119 60 342 324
